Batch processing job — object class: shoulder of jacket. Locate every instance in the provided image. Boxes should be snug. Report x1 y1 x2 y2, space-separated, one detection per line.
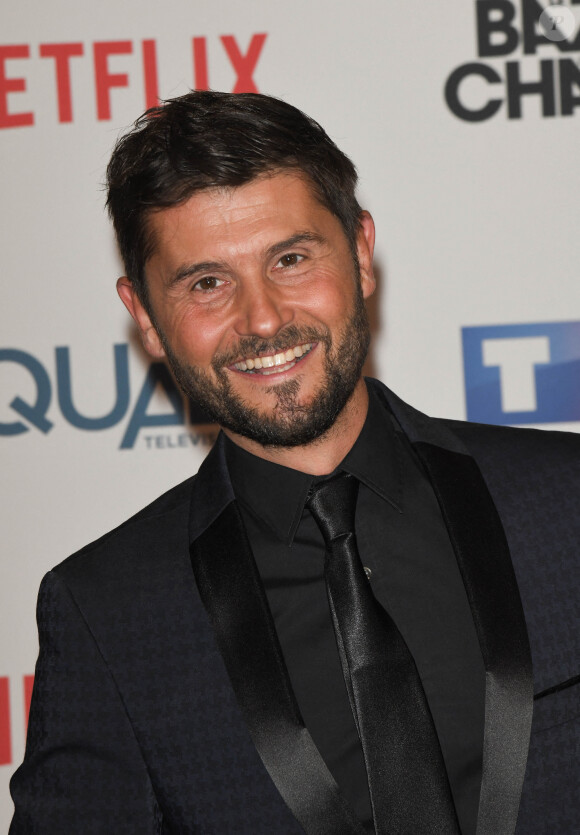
53 474 196 578
441 416 580 458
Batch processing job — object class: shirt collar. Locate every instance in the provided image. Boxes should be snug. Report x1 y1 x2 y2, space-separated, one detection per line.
224 382 403 546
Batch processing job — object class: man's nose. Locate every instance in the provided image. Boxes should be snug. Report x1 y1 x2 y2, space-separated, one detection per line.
233 277 293 338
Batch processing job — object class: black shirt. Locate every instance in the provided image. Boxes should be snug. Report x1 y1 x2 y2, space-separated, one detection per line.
224 383 485 834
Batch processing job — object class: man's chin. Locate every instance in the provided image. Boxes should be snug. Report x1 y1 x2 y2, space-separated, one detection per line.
221 412 338 449
216 387 349 448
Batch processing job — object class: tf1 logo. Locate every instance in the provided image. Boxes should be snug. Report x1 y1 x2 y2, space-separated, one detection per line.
462 321 580 424
0 344 211 448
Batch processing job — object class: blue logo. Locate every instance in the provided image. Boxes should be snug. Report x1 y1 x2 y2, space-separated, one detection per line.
0 344 212 448
462 321 580 425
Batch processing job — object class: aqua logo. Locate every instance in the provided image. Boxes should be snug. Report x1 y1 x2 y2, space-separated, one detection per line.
0 344 213 449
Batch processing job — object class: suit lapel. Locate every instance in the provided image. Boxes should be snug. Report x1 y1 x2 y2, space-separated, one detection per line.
188 389 535 835
379 384 534 835
189 436 366 835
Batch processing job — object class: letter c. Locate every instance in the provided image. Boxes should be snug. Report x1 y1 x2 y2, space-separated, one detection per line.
444 62 503 122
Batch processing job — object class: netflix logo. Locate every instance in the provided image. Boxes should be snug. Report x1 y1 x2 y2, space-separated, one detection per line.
0 676 33 767
0 33 267 128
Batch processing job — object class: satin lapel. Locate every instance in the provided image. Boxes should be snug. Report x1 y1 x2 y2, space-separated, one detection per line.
377 384 534 835
413 443 533 835
188 445 366 835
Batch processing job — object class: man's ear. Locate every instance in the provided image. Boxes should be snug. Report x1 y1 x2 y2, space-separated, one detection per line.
356 211 376 300
116 277 166 358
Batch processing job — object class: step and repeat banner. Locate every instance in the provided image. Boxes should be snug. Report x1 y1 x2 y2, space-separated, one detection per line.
1 0 579 825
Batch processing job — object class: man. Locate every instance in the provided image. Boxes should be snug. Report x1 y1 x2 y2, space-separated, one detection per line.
10 91 579 835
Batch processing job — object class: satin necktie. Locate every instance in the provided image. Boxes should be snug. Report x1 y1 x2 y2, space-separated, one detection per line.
307 472 460 835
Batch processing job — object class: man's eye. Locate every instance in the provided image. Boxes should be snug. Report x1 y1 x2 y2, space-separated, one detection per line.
277 253 304 268
193 276 224 292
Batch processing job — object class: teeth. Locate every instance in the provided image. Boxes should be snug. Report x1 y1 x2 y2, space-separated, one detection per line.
233 342 313 373
262 361 296 375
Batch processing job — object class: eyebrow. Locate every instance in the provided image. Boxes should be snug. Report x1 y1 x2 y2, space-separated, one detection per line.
264 231 326 260
166 231 327 288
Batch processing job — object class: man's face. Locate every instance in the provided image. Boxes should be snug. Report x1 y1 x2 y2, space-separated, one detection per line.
119 172 375 448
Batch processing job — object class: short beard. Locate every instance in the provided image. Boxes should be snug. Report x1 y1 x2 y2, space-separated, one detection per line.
158 283 371 448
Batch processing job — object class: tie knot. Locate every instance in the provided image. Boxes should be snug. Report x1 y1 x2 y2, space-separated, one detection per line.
306 471 359 543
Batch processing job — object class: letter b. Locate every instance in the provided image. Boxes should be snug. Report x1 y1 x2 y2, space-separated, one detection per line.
477 0 520 57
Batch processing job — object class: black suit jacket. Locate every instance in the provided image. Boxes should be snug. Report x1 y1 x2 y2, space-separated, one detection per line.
10 382 580 834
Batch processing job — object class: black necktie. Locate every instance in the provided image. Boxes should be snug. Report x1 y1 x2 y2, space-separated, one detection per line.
307 472 460 835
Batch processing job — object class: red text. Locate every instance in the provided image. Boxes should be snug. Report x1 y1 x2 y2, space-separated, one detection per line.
0 675 34 766
0 34 267 128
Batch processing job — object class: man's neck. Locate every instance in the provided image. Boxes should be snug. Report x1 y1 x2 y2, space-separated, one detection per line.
223 378 369 476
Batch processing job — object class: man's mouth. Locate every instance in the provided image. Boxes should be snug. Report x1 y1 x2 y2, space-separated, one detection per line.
230 342 314 376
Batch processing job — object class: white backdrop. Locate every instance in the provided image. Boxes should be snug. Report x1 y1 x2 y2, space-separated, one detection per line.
2 0 579 826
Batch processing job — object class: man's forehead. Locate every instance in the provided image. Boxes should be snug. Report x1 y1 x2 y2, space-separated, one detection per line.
144 170 335 262
187 169 321 210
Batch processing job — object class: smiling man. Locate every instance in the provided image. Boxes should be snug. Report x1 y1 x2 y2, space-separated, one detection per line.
10 92 580 835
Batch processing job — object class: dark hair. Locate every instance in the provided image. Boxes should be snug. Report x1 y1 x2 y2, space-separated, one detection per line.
106 90 362 308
